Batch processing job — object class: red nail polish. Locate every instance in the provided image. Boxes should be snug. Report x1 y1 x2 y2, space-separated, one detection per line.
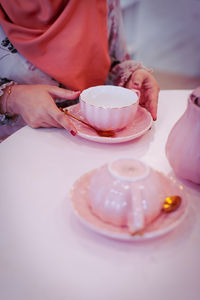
70 130 76 136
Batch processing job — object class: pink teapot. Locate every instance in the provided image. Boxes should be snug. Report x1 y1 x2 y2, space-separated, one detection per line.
165 87 200 184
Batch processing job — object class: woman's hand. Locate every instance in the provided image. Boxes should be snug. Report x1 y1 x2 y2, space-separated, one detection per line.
7 84 80 135
125 69 160 120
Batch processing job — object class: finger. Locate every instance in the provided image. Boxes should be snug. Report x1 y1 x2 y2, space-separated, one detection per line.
41 117 63 128
48 85 80 100
127 70 159 120
39 122 55 128
135 72 159 120
148 87 159 121
130 69 147 89
28 118 62 129
142 85 159 120
46 94 78 135
50 107 77 135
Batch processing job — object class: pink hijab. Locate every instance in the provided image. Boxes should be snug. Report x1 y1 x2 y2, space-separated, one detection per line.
0 0 110 90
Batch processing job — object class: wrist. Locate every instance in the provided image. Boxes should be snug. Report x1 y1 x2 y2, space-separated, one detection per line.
0 83 17 116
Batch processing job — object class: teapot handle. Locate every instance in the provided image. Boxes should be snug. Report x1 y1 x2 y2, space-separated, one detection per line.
127 183 145 234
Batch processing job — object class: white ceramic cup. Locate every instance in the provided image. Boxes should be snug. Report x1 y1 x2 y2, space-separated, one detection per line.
79 85 140 131
88 158 165 234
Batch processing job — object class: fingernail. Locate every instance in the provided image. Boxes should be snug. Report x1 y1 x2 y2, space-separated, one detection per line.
70 130 76 136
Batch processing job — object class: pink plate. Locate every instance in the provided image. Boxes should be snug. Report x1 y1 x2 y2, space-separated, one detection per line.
67 104 153 143
69 169 188 241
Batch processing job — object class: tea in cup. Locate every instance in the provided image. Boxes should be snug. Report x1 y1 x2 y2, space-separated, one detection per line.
88 158 167 234
79 85 140 131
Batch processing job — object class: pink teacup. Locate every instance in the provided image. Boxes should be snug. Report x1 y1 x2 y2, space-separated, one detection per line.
88 158 168 234
79 85 140 131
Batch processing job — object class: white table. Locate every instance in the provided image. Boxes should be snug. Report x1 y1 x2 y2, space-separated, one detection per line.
0 90 200 300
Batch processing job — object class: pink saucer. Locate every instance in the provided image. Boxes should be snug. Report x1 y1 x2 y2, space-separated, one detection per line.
67 104 153 143
69 169 188 241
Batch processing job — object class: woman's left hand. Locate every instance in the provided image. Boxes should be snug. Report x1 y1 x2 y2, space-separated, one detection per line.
125 69 160 121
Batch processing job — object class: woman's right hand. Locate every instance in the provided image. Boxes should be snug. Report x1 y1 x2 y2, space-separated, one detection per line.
6 84 80 135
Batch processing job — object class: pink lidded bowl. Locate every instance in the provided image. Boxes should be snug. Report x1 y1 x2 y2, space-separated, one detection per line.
79 85 140 131
87 158 177 234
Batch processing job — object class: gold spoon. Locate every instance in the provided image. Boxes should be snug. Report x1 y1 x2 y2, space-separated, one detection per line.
60 108 116 138
131 195 182 236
